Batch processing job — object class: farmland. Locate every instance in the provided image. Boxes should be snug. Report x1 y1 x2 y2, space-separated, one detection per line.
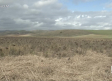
0 30 112 81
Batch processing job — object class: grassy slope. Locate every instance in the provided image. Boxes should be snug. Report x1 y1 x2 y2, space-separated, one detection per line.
1 30 112 38
32 30 112 38
85 30 112 38
32 30 92 37
88 30 112 35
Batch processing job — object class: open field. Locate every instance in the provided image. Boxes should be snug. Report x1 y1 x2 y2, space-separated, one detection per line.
0 51 112 81
0 37 112 81
1 30 112 38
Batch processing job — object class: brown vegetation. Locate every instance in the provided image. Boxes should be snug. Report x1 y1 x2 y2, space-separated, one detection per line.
0 51 112 81
0 37 112 81
0 37 112 57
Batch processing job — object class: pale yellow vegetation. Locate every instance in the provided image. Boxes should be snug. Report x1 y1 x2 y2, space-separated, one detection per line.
0 51 112 81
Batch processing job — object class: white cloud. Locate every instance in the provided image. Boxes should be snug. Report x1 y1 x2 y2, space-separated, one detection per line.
103 27 111 30
55 17 82 27
14 18 31 24
77 15 81 19
98 22 111 26
34 0 57 7
34 22 44 27
82 15 84 17
55 18 63 21
23 4 29 9
87 16 91 18
94 16 106 18
62 0 95 4
1 0 112 30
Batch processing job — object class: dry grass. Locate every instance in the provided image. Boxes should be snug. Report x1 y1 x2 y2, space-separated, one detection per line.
0 51 112 81
0 37 112 81
0 37 112 57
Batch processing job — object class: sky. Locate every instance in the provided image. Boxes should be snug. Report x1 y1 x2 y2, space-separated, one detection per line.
0 0 112 30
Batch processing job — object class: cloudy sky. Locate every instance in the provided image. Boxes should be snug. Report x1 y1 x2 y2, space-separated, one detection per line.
0 0 112 30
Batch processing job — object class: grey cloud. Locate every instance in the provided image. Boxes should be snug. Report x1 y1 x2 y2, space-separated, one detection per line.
0 0 74 30
0 17 33 30
0 0 112 30
0 0 20 5
62 0 95 4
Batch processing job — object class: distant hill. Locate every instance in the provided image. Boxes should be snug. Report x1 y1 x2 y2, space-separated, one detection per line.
32 30 92 37
1 30 112 38
87 30 112 35
0 30 32 36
